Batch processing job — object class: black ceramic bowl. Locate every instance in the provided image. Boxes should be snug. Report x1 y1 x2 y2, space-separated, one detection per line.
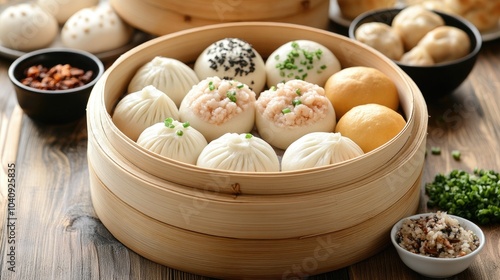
349 8 482 100
8 48 104 123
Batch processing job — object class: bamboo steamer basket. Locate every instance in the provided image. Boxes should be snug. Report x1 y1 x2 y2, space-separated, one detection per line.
87 22 428 278
110 0 330 36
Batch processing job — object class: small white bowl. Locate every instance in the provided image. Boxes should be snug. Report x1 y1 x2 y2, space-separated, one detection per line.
391 213 485 278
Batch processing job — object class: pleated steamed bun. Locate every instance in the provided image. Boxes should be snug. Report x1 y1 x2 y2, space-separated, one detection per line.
128 56 200 107
137 118 207 165
197 133 280 172
281 132 364 171
113 85 180 141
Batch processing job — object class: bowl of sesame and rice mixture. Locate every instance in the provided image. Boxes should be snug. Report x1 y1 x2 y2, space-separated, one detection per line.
391 211 485 278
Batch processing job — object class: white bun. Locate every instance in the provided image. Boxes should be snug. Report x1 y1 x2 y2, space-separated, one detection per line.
113 85 180 141
255 79 336 150
128 56 200 107
194 38 266 94
180 105 255 143
281 132 364 171
417 26 470 63
197 133 280 172
265 40 341 88
137 120 208 165
355 22 404 60
61 3 133 53
392 5 445 50
37 0 99 24
0 3 58 51
179 77 256 142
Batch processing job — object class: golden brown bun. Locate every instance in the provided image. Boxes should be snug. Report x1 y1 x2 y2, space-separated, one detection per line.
417 26 471 63
444 0 500 31
337 0 397 20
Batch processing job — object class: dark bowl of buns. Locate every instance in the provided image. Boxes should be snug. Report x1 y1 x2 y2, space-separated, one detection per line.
8 48 105 123
349 7 482 100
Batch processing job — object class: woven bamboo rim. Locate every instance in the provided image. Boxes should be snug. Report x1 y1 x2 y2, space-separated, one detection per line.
140 0 327 21
110 0 330 35
88 163 421 279
89 22 417 196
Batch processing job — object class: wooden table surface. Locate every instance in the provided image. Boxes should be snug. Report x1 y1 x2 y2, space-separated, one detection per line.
1 26 499 279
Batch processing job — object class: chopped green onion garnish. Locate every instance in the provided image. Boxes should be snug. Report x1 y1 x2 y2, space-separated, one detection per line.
282 108 291 114
176 130 184 136
425 168 500 224
295 89 301 96
292 99 302 106
237 84 244 89
431 147 441 155
245 133 253 139
182 121 190 128
208 81 215 91
452 150 461 160
164 117 175 128
227 91 237 102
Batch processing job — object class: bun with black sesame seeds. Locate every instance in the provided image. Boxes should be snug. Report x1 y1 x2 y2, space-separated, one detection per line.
194 38 267 94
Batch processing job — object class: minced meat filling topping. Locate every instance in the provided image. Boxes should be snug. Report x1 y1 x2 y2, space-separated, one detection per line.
396 211 480 258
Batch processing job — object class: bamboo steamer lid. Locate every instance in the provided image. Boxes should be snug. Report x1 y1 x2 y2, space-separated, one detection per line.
110 0 330 35
142 0 327 21
86 22 428 278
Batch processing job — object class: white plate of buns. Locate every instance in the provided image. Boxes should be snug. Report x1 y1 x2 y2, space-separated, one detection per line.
0 0 151 60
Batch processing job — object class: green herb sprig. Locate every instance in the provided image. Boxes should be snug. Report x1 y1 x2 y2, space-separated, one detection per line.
425 168 500 224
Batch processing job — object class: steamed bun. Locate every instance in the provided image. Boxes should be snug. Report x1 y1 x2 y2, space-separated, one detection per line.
37 0 99 24
197 133 280 172
265 40 341 88
0 3 58 51
354 22 404 60
392 5 445 50
128 57 200 107
61 2 133 53
113 85 180 141
417 26 471 63
255 79 336 150
281 132 364 171
179 76 256 142
137 118 207 165
194 38 266 94
399 46 435 66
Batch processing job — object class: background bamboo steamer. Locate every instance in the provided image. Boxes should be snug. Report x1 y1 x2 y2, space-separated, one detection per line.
109 0 330 36
86 22 428 278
